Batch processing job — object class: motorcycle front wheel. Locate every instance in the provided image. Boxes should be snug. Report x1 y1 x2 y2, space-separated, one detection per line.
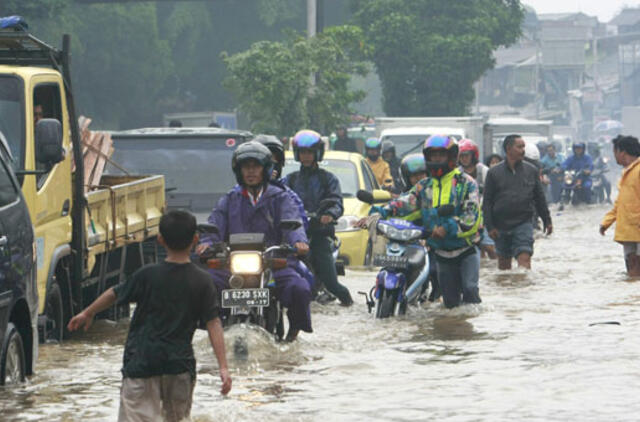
376 289 397 319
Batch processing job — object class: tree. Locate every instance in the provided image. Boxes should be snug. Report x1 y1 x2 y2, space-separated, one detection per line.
223 26 368 136
351 0 524 116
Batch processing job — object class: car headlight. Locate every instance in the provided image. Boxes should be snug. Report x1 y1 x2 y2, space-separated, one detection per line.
336 215 360 232
229 251 262 275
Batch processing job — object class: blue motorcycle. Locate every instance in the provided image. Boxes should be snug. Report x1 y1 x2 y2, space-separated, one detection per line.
365 218 432 318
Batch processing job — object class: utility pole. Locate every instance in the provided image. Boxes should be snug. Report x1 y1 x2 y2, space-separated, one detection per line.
307 0 316 38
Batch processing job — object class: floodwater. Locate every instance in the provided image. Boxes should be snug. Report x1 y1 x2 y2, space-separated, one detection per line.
2 205 639 421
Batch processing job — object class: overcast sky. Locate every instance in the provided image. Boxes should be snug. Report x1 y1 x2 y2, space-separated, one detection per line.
524 0 640 22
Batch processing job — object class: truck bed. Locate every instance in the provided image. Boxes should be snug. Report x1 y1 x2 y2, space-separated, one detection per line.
85 174 165 253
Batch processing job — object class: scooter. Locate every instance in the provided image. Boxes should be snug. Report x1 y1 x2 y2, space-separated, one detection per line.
561 169 591 206
592 158 610 204
356 190 451 318
198 221 301 342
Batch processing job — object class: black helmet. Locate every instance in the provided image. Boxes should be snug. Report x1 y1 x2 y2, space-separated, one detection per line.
254 134 285 178
231 141 273 186
381 140 396 156
400 153 427 187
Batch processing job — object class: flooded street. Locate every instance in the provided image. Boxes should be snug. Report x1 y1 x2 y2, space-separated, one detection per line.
2 205 639 421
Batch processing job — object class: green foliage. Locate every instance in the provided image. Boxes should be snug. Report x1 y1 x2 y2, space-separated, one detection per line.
257 0 303 27
223 25 368 136
351 0 524 116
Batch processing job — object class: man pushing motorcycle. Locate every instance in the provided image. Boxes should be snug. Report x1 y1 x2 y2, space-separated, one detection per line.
357 136 482 309
197 141 311 342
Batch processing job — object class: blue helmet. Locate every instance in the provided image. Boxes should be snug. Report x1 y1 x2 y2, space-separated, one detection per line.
400 153 427 187
423 135 458 178
293 130 325 162
365 137 382 150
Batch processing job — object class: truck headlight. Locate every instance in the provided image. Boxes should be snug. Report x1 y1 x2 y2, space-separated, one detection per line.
229 252 262 274
336 215 359 232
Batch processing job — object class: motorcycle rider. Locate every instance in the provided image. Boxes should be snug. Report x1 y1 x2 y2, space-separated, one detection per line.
588 142 612 204
286 130 354 306
541 143 564 204
361 136 482 309
382 140 405 192
198 141 312 342
365 137 394 190
458 139 496 259
562 142 594 204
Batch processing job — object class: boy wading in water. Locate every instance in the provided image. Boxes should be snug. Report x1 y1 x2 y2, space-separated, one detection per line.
68 210 231 422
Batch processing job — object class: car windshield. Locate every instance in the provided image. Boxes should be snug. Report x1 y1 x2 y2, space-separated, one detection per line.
107 136 239 196
0 76 25 171
282 158 358 197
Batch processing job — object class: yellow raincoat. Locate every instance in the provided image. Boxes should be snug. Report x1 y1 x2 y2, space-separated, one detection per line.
601 157 640 242
366 157 394 189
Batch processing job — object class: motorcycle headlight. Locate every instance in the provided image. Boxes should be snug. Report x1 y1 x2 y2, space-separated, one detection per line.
336 215 360 232
399 229 423 241
229 251 262 275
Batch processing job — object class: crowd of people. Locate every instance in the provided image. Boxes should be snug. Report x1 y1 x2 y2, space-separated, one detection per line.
66 126 640 421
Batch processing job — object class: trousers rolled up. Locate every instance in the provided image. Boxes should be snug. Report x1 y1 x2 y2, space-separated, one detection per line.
209 266 312 333
435 247 481 309
308 234 353 304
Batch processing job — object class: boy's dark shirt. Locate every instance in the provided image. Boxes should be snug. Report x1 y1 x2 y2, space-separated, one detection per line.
113 261 220 379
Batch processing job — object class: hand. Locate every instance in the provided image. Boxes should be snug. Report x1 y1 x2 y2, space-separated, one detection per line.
67 310 93 332
196 244 209 255
320 215 334 225
544 224 553 236
354 217 369 229
599 225 607 236
488 229 499 240
219 367 232 395
583 169 591 175
431 226 446 239
294 242 309 256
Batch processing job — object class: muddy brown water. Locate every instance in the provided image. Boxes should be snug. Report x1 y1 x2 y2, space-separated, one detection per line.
1 205 638 421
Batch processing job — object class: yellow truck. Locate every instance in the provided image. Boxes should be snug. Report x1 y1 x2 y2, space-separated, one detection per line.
0 30 165 342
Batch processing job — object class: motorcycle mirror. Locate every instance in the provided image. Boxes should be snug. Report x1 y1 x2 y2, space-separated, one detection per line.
437 204 455 217
279 219 302 231
197 223 220 235
356 189 374 204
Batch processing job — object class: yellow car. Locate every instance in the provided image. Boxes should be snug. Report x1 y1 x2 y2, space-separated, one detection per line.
283 150 390 266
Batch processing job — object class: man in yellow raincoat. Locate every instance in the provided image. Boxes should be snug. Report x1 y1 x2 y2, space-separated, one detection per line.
600 135 640 277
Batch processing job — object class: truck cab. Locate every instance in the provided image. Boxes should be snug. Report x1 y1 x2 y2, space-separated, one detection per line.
0 134 37 385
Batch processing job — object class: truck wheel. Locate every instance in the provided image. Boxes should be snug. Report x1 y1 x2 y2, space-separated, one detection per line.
0 323 26 385
45 282 64 343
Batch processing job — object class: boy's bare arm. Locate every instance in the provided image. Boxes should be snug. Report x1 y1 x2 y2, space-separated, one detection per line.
67 288 117 332
206 317 232 395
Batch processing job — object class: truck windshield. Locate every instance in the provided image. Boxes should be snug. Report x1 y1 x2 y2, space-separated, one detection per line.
0 76 25 171
381 135 431 157
107 137 241 212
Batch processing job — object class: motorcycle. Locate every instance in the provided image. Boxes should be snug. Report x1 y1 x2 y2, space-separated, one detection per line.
198 220 301 342
592 157 610 204
561 169 591 206
356 190 451 318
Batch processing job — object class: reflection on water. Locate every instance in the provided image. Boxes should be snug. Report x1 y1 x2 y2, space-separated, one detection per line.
2 206 640 421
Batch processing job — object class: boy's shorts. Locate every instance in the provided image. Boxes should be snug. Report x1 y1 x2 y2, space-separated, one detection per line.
622 242 640 257
495 221 534 259
118 372 195 422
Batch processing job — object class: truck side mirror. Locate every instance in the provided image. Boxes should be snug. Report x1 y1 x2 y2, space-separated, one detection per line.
35 119 64 166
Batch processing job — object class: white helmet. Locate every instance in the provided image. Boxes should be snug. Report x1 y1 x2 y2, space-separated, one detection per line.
524 141 540 161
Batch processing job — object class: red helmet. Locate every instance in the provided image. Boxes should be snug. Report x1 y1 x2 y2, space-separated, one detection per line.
458 138 479 164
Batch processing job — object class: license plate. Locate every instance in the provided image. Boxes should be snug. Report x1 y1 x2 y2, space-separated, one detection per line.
221 288 269 308
373 254 408 269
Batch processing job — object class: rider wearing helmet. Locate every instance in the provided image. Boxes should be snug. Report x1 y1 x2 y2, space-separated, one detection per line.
541 143 565 204
588 141 612 203
562 141 594 204
199 141 312 342
366 135 482 309
400 153 427 192
287 130 353 306
458 139 489 193
365 137 394 190
382 140 405 191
